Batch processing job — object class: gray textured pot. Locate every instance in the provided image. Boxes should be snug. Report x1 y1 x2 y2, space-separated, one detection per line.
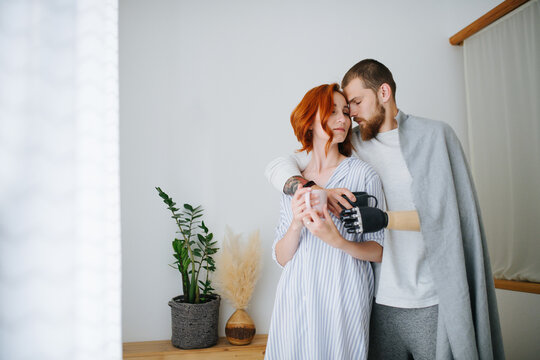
168 294 220 349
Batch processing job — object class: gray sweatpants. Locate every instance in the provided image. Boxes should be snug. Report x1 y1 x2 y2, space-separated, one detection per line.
368 303 438 360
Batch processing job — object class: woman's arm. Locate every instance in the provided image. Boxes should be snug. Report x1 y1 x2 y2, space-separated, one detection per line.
274 222 303 267
303 205 383 262
337 238 383 263
273 186 312 267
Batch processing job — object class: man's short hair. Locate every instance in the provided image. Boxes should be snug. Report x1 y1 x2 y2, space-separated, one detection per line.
341 59 397 100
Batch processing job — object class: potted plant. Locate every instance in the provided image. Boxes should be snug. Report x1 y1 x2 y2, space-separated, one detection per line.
156 187 220 349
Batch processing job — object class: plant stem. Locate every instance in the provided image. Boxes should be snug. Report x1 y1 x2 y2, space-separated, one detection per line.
194 245 206 289
186 214 198 303
171 211 195 302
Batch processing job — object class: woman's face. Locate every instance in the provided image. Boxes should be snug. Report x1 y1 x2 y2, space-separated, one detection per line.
312 92 351 145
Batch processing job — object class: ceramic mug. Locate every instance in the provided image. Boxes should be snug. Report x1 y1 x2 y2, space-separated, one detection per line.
304 189 327 214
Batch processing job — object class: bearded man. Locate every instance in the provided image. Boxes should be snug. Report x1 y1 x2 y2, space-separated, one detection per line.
265 59 504 360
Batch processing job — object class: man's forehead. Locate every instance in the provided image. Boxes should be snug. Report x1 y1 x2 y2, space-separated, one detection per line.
344 79 368 101
345 91 367 103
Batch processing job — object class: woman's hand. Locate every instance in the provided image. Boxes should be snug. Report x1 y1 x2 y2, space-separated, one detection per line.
291 185 314 229
303 204 346 249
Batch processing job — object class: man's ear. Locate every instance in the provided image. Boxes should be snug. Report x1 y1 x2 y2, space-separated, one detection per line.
378 83 393 103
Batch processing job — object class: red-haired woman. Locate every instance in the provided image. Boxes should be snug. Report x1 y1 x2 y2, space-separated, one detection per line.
265 84 385 359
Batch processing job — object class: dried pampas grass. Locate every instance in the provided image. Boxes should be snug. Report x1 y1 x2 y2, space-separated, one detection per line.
214 226 262 310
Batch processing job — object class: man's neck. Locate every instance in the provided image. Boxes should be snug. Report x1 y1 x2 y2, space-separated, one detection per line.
379 104 399 133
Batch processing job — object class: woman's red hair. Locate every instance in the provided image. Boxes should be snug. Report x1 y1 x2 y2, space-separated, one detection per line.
290 83 352 156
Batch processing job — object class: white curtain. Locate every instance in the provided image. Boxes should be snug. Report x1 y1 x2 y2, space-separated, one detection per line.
464 0 540 282
0 0 121 359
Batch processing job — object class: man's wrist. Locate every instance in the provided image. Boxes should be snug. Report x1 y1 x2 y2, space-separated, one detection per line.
284 176 310 195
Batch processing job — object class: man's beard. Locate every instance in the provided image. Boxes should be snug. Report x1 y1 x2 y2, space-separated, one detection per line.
357 104 385 141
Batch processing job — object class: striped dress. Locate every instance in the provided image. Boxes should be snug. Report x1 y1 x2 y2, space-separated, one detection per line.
265 156 385 360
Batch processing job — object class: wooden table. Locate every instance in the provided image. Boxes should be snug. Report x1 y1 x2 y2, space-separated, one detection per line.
123 334 267 359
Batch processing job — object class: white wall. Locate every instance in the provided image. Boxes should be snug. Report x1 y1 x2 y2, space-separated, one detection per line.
120 0 539 358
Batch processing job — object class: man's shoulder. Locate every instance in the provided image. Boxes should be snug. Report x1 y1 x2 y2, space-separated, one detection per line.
405 114 449 129
403 113 455 137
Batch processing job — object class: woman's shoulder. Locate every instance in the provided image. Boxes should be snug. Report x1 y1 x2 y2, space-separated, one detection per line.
345 156 379 177
341 156 381 190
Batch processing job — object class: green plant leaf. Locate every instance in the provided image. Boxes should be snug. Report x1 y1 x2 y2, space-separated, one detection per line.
173 240 183 254
200 221 208 233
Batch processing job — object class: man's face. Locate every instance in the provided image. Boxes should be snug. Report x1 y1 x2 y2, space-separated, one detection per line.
344 78 385 141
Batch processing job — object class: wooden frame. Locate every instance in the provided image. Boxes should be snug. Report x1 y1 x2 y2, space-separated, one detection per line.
494 279 540 294
449 0 530 45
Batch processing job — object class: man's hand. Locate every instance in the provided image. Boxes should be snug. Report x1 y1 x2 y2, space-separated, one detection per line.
340 206 389 233
316 187 356 217
303 205 346 249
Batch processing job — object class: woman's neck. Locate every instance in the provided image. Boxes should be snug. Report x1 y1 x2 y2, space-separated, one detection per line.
303 142 346 184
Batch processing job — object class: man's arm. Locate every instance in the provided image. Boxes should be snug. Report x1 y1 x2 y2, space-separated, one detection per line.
283 176 311 196
264 153 310 193
264 152 357 214
387 210 420 231
283 177 358 215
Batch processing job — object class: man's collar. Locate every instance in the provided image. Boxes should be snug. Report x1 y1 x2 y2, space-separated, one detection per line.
395 109 407 126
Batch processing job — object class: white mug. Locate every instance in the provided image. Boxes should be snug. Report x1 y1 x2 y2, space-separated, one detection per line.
304 189 327 214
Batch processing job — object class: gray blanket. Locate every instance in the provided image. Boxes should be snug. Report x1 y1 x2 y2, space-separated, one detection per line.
398 112 504 360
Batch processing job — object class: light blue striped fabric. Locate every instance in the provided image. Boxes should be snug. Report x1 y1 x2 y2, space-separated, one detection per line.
266 157 385 360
